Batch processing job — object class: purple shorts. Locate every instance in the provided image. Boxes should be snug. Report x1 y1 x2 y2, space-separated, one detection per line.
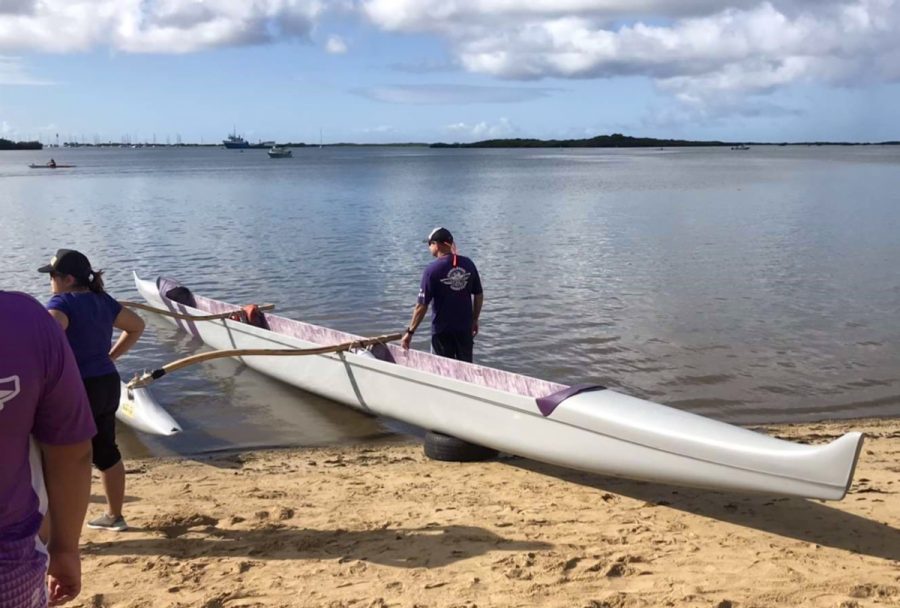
0 535 47 608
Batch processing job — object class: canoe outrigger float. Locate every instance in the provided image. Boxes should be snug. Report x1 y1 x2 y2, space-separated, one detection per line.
116 382 181 436
133 272 864 500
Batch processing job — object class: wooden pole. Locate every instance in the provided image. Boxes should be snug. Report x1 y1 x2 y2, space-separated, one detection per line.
127 333 404 389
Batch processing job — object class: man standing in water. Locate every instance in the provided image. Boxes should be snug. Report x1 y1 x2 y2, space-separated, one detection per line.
401 227 483 362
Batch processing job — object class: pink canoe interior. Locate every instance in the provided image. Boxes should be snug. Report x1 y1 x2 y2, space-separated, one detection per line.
156 277 568 401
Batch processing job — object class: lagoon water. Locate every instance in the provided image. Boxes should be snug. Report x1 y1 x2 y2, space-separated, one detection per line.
2 145 899 456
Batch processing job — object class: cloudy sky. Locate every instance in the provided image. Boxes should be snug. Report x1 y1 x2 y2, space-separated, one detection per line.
1 0 898 144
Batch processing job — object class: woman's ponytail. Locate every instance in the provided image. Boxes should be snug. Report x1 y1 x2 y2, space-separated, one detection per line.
87 269 106 293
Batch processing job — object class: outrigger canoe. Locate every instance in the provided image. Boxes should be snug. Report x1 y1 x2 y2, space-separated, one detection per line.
116 382 182 436
134 272 864 500
28 164 76 169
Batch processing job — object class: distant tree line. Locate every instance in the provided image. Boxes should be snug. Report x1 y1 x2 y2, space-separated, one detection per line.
431 133 731 148
0 138 43 150
430 133 900 148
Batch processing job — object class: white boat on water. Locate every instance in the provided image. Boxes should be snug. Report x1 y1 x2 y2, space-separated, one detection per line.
116 381 182 436
133 272 864 500
267 145 292 158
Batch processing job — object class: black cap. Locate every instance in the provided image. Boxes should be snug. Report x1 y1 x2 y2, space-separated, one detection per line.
424 227 453 244
37 249 93 282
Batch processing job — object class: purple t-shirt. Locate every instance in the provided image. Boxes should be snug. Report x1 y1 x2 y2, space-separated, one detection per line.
47 291 122 379
0 292 95 542
417 253 483 335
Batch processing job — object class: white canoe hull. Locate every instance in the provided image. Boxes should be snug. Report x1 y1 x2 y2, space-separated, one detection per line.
116 382 182 436
134 273 863 499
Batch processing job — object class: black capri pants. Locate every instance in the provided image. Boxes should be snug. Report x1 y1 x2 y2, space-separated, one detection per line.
83 372 122 471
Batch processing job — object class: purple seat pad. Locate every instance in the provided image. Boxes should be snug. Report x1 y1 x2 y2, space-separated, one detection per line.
535 384 607 416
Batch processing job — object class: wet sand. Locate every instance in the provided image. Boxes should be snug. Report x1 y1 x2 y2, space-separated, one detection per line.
74 418 899 607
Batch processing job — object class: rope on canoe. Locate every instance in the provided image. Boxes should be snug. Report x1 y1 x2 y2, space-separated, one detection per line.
126 332 404 389
121 301 275 321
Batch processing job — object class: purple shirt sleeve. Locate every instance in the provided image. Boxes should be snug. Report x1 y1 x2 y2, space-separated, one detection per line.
417 266 433 307
104 292 123 318
32 309 96 445
46 293 70 316
469 262 483 296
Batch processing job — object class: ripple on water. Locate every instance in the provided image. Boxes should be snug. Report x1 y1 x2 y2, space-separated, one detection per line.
2 146 900 454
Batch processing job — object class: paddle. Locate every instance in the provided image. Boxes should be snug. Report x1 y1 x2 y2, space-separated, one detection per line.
126 332 404 389
121 301 275 320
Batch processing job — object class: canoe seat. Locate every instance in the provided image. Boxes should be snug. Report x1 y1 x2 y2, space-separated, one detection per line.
157 277 197 308
228 304 270 330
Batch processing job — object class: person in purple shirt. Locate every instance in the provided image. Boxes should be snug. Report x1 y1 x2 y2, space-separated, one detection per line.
401 227 483 362
0 291 95 607
38 249 145 532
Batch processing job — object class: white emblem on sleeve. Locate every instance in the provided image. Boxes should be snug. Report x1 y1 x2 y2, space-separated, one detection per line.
0 375 21 412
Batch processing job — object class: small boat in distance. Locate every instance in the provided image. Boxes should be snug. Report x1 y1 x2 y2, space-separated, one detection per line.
267 145 293 158
28 162 76 169
731 144 750 150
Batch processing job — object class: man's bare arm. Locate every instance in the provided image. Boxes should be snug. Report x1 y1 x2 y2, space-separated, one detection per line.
472 294 483 336
41 439 92 606
401 303 429 350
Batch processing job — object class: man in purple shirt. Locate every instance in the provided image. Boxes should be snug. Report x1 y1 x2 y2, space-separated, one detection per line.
401 227 483 362
0 291 95 607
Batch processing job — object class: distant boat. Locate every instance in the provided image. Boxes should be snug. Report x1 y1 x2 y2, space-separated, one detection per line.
223 129 274 149
267 145 293 158
28 162 75 169
731 144 750 150
223 133 250 149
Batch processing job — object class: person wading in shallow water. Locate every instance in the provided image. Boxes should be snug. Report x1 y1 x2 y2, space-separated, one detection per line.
39 249 145 532
401 227 483 363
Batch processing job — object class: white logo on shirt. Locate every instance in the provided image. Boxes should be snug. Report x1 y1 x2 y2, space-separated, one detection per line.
440 267 471 291
0 375 21 412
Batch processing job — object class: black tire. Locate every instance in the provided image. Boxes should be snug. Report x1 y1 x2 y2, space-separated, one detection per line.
423 430 499 462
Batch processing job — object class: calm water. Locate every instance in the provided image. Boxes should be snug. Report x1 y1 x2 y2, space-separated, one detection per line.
2 145 899 456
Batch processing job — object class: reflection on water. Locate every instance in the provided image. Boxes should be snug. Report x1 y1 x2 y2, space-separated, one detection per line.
115 313 396 458
2 145 899 456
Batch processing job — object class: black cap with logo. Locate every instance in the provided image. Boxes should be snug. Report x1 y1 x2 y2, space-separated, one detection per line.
424 227 454 244
37 249 94 282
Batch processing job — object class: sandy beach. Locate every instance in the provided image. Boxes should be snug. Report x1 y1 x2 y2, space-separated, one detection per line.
74 418 899 608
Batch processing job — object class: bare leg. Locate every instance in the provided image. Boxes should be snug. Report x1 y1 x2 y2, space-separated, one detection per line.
100 460 125 517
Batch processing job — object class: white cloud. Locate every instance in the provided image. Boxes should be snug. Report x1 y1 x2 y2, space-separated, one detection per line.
0 54 52 84
0 0 324 53
325 34 347 54
360 0 853 29
356 83 554 104
3 0 898 119
361 124 395 133
390 58 458 73
360 0 900 111
445 117 518 139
